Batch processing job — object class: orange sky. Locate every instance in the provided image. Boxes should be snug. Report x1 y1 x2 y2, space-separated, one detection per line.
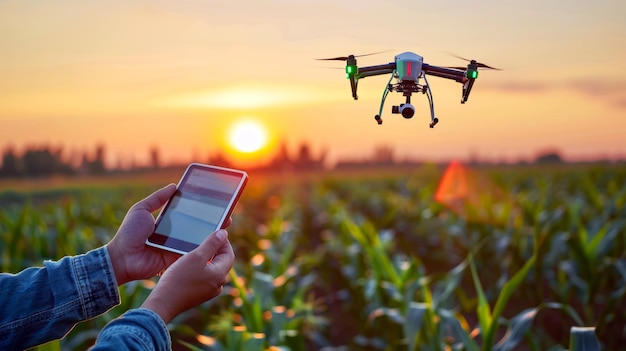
1 0 625 168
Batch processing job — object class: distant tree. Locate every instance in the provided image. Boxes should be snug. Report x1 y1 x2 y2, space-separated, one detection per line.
21 146 66 177
93 144 106 173
0 147 22 177
295 142 314 171
373 145 394 164
275 142 291 164
80 144 107 175
535 150 563 164
150 146 161 169
268 141 293 172
294 141 325 171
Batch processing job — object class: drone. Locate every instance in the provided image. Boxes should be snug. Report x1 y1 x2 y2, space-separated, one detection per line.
318 51 499 128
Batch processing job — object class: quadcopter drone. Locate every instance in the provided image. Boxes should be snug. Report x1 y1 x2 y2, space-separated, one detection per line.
319 51 498 128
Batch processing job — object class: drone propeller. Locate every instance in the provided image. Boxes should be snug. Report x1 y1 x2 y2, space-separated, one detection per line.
316 51 388 61
442 63 500 71
446 53 500 70
443 66 470 71
316 51 387 101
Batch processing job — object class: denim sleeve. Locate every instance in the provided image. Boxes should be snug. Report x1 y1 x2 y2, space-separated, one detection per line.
0 247 120 350
89 308 171 351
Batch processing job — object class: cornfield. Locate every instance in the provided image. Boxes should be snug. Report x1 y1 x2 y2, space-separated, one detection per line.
1 163 623 350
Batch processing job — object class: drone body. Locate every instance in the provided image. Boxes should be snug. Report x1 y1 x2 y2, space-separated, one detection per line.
393 52 424 83
320 51 498 128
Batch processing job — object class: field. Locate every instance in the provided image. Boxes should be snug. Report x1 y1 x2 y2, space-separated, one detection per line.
1 163 624 350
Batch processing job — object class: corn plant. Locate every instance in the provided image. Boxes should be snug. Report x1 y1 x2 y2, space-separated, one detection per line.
173 185 321 350
1 164 624 350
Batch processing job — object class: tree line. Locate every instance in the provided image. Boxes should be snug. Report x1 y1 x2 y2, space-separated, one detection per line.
0 142 586 180
0 142 329 179
0 144 112 178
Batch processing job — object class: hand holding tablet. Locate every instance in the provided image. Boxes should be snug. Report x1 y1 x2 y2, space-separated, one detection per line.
147 163 248 254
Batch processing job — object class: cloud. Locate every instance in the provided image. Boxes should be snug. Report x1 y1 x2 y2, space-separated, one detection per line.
153 84 343 110
613 97 626 109
483 78 626 109
565 79 626 97
484 81 552 93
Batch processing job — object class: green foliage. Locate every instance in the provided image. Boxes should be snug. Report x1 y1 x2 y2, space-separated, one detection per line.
569 326 601 351
1 164 624 350
32 340 61 351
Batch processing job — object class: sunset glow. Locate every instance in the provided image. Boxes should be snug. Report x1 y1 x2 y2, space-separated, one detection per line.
0 1 625 167
228 120 268 153
157 85 340 110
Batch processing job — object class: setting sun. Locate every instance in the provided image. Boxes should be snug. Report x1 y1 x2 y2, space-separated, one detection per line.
228 120 268 153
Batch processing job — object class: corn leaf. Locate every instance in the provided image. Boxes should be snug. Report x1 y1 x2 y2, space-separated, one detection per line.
404 302 428 351
486 254 536 349
439 308 480 351
569 327 601 351
469 255 492 341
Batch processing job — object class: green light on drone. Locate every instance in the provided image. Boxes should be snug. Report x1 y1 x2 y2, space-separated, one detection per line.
346 65 357 79
467 70 478 79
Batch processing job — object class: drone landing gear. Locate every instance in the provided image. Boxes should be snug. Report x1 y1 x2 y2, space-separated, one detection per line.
429 118 439 128
374 72 440 128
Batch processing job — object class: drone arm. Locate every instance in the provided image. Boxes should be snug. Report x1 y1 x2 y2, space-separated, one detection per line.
423 63 478 104
423 64 466 83
357 63 396 79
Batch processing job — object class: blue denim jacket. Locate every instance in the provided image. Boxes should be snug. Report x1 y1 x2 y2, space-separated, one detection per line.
0 247 170 350
90 308 170 351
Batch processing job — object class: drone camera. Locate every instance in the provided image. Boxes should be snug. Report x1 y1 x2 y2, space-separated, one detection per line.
391 103 415 119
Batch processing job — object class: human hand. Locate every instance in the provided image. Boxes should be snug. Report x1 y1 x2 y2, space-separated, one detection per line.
140 229 235 323
106 184 234 286
106 184 178 285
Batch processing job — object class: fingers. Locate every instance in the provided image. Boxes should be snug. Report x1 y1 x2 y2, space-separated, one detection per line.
142 230 235 323
188 230 234 271
190 229 228 260
208 238 235 274
132 184 177 213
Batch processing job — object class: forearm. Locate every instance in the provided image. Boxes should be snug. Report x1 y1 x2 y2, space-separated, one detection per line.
89 308 171 351
0 247 120 350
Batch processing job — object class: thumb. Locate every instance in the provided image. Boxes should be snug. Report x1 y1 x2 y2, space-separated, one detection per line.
188 229 229 261
132 184 177 213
